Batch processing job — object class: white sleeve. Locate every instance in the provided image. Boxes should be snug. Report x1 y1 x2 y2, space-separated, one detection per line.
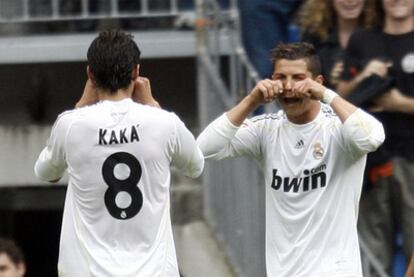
196 113 262 160
170 114 204 178
341 109 385 158
34 114 70 182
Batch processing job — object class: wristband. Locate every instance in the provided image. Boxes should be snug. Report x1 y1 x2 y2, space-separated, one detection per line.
321 89 338 105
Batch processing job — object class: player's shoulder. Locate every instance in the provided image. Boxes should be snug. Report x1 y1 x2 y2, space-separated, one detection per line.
57 105 98 121
131 102 185 127
49 108 80 133
55 108 78 124
134 102 180 119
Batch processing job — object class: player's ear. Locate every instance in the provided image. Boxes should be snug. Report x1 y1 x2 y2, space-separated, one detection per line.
86 66 97 85
131 65 140 80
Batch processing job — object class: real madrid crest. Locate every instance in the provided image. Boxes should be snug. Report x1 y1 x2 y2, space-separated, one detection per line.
312 142 324 160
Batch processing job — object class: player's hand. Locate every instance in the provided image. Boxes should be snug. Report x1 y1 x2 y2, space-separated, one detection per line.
249 79 284 105
75 78 99 108
132 77 160 108
292 78 327 101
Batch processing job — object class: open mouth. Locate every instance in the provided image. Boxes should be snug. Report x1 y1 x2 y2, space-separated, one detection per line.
282 97 301 105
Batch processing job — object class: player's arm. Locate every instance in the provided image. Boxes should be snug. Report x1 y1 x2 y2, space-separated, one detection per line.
292 77 357 122
197 80 274 159
132 77 160 108
313 85 385 155
227 79 281 126
34 115 68 183
171 115 204 178
295 78 385 154
35 148 65 183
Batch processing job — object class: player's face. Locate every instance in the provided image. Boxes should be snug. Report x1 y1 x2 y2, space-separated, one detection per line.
272 59 320 123
0 254 25 277
383 0 414 20
334 0 364 20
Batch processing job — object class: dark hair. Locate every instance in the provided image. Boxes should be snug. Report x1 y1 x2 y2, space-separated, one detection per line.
271 42 322 76
87 30 141 93
0 238 25 265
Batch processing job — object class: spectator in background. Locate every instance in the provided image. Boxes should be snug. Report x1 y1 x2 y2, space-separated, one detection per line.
238 0 303 79
337 0 414 275
297 0 378 89
0 238 26 277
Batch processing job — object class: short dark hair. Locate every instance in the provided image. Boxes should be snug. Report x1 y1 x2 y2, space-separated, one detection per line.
87 30 141 93
271 42 322 76
0 238 25 265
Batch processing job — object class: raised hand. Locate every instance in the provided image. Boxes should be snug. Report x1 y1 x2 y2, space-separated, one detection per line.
250 79 284 104
132 77 160 108
292 77 327 101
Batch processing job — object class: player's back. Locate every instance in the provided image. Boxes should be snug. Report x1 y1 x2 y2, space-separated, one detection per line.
59 98 184 276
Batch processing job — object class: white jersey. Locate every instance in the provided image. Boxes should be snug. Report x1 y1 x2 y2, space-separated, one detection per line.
197 104 384 277
35 98 204 277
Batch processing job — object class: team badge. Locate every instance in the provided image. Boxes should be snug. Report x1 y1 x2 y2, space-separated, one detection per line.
312 142 324 160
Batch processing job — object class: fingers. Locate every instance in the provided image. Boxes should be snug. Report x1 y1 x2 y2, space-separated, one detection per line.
132 77 160 107
134 77 152 97
253 79 283 103
134 77 150 90
292 80 306 94
292 79 312 98
253 78 326 103
133 76 151 100
292 78 326 100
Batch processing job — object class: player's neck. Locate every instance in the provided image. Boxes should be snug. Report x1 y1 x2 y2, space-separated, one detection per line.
98 83 134 102
286 101 321 125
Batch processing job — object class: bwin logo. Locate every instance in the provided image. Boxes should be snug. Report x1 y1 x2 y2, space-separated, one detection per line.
271 165 327 192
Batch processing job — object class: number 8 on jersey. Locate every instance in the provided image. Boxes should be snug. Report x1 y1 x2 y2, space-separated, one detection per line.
102 152 143 220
